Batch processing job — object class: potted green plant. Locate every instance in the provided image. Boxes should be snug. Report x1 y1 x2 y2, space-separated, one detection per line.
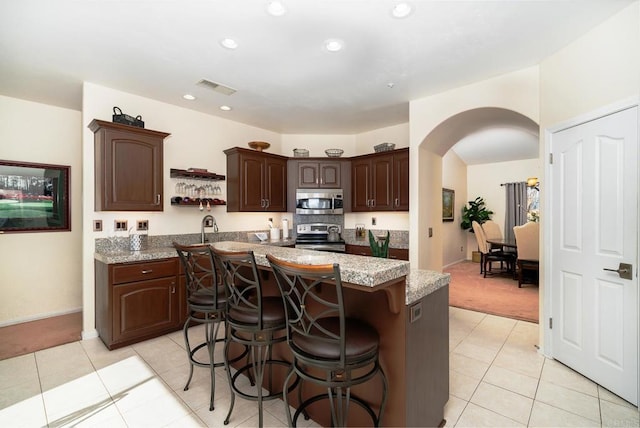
368 230 390 258
460 197 493 263
460 197 493 232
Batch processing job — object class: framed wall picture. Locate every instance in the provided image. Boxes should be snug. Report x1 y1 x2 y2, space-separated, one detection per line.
442 188 455 222
0 160 70 233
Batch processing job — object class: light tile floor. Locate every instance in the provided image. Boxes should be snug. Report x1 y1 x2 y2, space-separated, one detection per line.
1 307 638 427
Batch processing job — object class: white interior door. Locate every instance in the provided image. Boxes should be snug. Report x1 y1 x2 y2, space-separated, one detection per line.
550 106 638 405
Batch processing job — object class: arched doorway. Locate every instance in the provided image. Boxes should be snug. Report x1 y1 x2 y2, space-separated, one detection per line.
410 107 539 271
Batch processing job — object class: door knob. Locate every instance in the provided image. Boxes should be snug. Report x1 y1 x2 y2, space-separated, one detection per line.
603 262 633 280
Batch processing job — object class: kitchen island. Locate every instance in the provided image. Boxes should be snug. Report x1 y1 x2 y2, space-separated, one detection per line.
95 241 449 427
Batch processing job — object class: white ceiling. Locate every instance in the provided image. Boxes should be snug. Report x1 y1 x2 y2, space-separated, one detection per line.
451 127 539 165
0 0 632 162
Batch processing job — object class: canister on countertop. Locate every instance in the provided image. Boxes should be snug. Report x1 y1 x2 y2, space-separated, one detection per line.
270 228 281 241
129 233 148 251
282 219 289 239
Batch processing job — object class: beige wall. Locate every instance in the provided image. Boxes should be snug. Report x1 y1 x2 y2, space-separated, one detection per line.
354 123 409 154
540 2 640 128
0 96 82 325
282 134 357 158
442 150 467 267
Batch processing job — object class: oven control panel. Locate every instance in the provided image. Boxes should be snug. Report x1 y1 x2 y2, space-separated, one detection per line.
296 223 341 234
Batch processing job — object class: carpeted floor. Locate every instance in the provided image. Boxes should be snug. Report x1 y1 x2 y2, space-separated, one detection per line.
445 260 539 323
0 311 82 360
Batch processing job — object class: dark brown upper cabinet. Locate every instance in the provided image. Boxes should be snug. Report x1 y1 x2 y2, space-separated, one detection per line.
296 160 341 188
90 120 169 211
224 147 287 212
351 148 409 212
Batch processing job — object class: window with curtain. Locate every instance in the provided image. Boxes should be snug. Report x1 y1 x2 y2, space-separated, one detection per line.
504 181 527 242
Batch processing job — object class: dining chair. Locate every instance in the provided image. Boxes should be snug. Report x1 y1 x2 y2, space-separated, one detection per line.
482 219 517 271
513 222 540 287
482 220 503 251
472 221 513 277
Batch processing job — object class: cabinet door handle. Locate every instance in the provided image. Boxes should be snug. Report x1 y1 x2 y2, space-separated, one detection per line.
156 194 161 205
171 286 176 294
265 199 270 208
395 198 399 207
141 269 153 274
260 199 265 208
371 199 375 208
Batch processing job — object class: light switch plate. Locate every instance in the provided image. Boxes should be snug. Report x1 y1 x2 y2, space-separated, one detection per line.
93 220 102 232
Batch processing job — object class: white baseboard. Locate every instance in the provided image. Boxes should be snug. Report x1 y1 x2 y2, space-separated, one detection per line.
442 258 469 269
82 329 99 340
0 307 82 328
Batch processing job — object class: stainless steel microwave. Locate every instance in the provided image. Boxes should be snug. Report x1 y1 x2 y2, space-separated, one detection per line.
295 189 344 214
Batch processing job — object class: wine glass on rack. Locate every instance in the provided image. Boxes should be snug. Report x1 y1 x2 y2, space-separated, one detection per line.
175 179 186 196
184 180 195 198
205 183 214 198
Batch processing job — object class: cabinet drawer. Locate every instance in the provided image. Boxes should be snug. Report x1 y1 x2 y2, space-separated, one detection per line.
112 258 177 284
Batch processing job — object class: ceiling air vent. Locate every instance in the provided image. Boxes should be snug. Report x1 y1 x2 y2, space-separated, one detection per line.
197 79 236 96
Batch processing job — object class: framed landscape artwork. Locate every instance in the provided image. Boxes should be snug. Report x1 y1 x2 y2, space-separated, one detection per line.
0 160 70 233
442 188 455 222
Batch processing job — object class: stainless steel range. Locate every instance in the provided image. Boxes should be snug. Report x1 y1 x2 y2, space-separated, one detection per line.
294 223 345 253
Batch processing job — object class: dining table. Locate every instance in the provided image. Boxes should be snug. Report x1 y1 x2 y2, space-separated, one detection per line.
486 238 518 249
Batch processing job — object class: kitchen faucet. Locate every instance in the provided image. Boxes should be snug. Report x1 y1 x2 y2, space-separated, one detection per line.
201 214 219 243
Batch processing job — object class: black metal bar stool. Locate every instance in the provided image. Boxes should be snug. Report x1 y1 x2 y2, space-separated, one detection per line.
267 254 388 427
212 248 294 427
174 243 227 411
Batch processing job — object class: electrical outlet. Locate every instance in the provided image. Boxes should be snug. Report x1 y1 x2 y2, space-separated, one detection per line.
137 220 148 231
93 220 102 232
204 218 214 227
428 227 433 237
114 220 128 231
371 217 377 226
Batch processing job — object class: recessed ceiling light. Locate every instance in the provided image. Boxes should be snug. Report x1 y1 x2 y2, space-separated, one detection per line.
266 1 286 16
220 38 238 49
183 94 196 101
324 39 344 52
220 105 232 111
387 82 395 89
391 2 413 18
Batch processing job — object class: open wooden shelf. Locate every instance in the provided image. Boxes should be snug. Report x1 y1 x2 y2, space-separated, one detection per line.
170 168 225 181
170 198 226 207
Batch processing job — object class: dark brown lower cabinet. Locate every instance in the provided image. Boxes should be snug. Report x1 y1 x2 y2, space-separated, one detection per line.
345 244 409 260
95 258 182 350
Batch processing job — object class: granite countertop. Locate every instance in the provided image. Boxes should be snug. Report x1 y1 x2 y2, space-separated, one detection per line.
95 241 448 304
406 269 450 305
